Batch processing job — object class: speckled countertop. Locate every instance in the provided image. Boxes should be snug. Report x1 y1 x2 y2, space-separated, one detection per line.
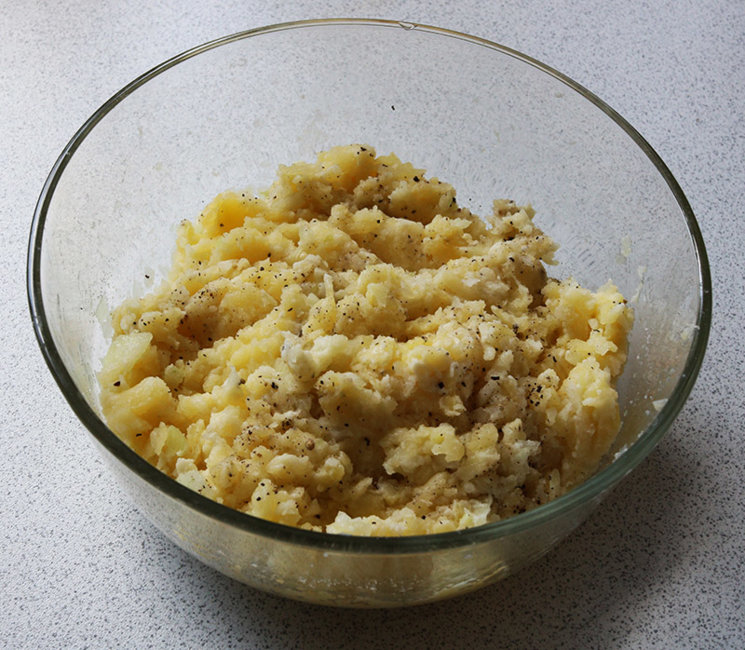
3 1 743 648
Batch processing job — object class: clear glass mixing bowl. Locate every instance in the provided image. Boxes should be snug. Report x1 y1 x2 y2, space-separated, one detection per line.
27 19 711 607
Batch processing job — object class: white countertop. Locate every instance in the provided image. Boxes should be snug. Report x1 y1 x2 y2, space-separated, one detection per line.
3 1 743 647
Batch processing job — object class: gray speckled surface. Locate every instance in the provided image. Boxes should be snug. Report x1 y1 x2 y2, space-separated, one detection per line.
3 1 743 647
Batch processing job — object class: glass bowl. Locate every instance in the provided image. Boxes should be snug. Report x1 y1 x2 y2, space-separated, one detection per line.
27 19 711 607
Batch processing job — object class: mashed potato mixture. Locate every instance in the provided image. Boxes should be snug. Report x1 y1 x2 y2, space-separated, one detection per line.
99 145 632 536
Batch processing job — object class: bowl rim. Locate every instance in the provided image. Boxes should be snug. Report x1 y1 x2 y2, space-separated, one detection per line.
27 18 712 554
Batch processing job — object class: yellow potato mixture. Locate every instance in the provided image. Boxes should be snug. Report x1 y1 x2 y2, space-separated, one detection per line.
99 145 632 536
